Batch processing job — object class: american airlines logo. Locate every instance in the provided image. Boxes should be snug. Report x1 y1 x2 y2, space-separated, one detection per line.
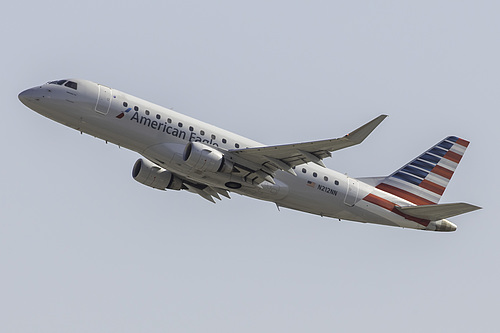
117 108 219 147
116 107 132 119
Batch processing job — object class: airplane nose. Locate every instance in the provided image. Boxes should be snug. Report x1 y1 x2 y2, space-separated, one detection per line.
18 88 36 104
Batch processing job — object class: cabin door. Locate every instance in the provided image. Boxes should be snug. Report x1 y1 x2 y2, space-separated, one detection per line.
95 85 112 115
344 178 359 207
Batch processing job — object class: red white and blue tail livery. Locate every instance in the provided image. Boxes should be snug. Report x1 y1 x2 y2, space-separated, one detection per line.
362 137 477 231
378 136 469 205
18 79 481 232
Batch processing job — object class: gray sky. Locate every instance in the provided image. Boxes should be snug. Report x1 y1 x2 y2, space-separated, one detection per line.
2 1 497 332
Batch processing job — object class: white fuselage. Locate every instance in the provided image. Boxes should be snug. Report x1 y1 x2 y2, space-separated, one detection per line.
18 79 455 231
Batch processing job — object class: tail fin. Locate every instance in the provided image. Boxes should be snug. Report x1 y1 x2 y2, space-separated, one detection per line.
377 136 469 205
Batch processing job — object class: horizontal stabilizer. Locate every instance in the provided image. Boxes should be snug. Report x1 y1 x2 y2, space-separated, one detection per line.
396 203 481 220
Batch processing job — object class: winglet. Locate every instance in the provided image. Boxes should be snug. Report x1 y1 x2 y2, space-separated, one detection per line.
345 114 388 145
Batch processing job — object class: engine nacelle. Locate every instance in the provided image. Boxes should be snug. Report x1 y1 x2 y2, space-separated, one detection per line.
183 142 233 173
132 158 183 190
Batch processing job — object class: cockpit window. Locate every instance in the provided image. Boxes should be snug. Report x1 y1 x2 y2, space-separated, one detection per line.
47 80 78 90
48 80 67 85
65 81 77 90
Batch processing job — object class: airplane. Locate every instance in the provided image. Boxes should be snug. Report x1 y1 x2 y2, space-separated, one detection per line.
18 78 481 232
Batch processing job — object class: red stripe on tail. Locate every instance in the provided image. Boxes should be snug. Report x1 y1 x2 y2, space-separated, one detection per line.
443 150 462 163
456 138 469 148
431 165 454 179
363 194 430 226
419 179 446 195
376 183 435 205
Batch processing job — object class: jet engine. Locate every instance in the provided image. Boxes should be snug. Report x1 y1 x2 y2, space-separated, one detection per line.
132 158 183 190
183 142 233 173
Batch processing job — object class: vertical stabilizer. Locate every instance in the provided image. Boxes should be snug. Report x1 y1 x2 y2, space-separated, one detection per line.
377 136 469 205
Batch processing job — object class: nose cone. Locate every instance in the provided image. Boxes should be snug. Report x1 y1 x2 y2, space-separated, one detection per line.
18 89 29 102
18 88 36 106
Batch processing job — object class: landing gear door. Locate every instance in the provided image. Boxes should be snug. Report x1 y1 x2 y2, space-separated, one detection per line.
95 84 112 115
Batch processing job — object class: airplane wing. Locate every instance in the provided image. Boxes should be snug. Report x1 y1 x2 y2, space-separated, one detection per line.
141 115 387 199
226 115 387 182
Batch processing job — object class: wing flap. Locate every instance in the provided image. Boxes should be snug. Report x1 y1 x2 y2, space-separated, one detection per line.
396 203 481 220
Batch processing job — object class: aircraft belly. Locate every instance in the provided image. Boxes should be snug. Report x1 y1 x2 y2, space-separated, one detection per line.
238 179 289 201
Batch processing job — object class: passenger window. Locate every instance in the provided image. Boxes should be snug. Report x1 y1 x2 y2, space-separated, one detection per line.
123 102 128 107
211 134 216 140
302 168 307 173
167 118 172 124
313 172 317 177
235 143 240 148
200 130 205 135
178 122 183 127
145 110 150 115
222 138 227 144
324 176 328 181
134 106 139 111
156 114 161 119
334 180 339 185
189 126 194 131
